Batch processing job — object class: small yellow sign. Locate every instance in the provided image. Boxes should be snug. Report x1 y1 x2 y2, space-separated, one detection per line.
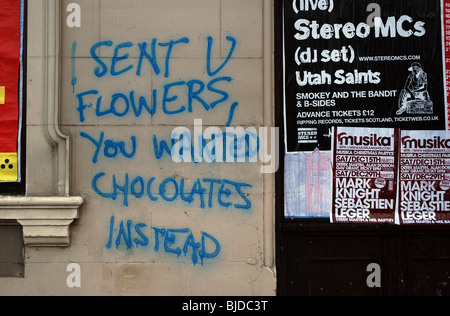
0 153 18 181
0 86 5 105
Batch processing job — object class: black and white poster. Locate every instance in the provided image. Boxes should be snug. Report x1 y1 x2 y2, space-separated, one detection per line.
283 0 447 153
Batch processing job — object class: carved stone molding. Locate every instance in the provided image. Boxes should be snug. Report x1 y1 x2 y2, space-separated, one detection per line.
0 196 83 246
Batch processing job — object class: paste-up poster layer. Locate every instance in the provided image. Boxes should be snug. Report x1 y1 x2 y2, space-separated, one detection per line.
0 0 22 182
398 130 450 224
283 0 446 153
332 127 399 224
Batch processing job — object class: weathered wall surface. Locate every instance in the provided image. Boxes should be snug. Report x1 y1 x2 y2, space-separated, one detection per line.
0 0 276 295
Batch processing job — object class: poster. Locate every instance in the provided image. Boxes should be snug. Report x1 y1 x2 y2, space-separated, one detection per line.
284 151 332 218
444 0 450 129
331 126 398 224
397 130 450 224
283 0 447 153
0 0 23 182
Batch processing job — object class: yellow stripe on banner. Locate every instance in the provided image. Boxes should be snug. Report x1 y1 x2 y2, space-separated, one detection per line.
0 153 18 181
0 87 5 105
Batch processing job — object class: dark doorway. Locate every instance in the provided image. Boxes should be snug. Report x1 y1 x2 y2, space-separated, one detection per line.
0 223 24 278
276 221 450 296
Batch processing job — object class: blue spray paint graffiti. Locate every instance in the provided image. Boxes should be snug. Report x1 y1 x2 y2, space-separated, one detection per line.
73 35 251 267
78 129 257 209
92 173 252 209
153 132 260 162
74 36 239 127
80 131 137 164
106 216 221 265
206 36 236 77
71 41 77 93
90 37 190 79
76 79 236 122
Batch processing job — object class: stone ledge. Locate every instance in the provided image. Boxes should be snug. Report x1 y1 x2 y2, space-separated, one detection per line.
0 196 84 247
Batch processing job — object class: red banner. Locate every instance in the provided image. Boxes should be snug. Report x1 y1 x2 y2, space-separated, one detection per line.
0 0 21 181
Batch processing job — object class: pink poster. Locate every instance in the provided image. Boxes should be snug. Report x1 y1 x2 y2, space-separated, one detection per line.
332 127 399 224
398 130 450 224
